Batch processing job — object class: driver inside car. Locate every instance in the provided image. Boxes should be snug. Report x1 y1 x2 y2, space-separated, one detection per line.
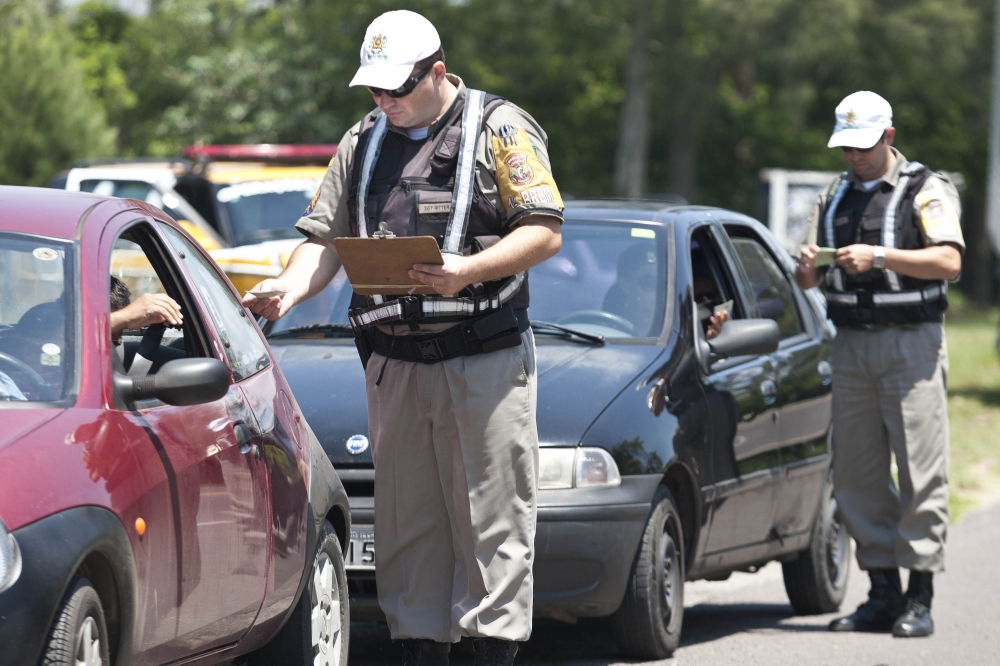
692 259 729 340
603 243 659 335
108 276 184 374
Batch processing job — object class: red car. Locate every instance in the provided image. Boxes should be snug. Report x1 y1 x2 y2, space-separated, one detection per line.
0 186 350 666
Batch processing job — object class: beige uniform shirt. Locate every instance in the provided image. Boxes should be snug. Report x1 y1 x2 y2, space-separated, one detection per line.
804 147 965 252
295 74 563 243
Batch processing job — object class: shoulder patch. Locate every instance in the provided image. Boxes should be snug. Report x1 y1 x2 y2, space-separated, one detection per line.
914 181 961 242
492 124 563 213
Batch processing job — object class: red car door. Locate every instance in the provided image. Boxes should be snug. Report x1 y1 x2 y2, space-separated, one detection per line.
105 222 270 663
156 223 312 626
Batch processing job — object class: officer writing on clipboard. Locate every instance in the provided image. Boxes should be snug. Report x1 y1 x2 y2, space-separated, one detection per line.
796 91 963 638
244 10 563 665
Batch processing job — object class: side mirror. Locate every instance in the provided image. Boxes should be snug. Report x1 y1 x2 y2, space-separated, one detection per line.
707 318 780 362
114 357 230 406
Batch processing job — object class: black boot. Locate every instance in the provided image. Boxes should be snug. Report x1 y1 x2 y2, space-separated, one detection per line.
893 571 934 638
472 638 519 666
828 568 904 632
400 639 451 666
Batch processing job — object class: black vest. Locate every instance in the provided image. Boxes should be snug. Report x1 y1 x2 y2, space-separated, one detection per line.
823 166 947 326
346 95 530 312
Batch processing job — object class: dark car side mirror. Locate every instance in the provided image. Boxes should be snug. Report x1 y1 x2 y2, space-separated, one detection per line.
706 318 780 363
114 357 230 406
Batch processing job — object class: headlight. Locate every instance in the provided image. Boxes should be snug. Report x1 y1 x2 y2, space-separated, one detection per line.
0 518 22 594
538 447 622 490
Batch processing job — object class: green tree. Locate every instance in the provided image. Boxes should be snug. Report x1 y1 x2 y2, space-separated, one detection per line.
0 0 116 185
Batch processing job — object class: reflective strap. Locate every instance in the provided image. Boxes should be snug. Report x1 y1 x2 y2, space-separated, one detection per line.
357 113 389 240
826 292 858 305
823 178 850 249
872 282 945 306
442 89 486 255
881 161 924 292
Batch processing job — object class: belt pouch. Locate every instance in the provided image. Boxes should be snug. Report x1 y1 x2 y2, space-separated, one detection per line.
354 331 374 369
472 305 522 353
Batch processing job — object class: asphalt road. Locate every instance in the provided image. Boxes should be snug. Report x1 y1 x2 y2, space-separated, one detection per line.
347 499 1000 666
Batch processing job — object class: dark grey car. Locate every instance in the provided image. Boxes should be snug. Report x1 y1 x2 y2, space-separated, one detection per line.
263 201 848 659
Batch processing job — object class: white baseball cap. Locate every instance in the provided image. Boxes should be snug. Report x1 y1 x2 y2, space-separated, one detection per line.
349 11 442 91
827 91 893 149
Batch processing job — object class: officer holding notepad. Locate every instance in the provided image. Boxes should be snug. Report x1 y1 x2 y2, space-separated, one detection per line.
244 10 563 666
795 91 963 639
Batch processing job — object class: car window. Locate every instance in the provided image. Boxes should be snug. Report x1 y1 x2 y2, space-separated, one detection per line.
529 222 668 338
0 233 75 403
214 178 321 245
160 225 270 381
690 227 744 330
729 236 803 339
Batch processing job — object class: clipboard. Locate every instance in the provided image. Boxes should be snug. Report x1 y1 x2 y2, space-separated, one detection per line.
333 236 444 295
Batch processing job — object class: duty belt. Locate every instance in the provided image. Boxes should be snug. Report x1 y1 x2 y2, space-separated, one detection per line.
356 305 529 365
825 283 946 307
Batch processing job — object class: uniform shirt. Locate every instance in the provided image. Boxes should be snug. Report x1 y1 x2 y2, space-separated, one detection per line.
804 147 965 253
296 74 564 243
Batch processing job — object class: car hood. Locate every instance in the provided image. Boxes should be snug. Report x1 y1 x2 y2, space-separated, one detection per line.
271 336 664 464
0 409 63 454
533 341 664 446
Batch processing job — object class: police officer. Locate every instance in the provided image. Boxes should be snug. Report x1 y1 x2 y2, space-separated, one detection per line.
244 10 563 665
796 91 963 638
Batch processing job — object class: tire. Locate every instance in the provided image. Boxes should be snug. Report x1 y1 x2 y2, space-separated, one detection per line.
249 520 350 666
612 486 685 660
40 576 110 666
782 477 852 614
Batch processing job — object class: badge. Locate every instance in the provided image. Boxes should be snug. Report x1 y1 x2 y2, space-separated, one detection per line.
368 34 388 60
845 110 857 128
504 152 534 186
346 434 370 455
304 185 322 216
418 202 452 215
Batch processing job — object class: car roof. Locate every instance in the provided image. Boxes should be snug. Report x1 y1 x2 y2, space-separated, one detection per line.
0 186 109 239
565 199 759 227
201 163 328 185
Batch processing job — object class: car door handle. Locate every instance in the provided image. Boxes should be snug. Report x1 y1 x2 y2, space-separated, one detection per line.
234 422 260 459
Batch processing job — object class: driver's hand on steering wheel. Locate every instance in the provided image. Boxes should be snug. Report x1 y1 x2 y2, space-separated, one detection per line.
111 293 183 338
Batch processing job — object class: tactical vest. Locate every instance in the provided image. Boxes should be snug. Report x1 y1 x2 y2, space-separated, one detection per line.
345 90 530 334
820 161 948 326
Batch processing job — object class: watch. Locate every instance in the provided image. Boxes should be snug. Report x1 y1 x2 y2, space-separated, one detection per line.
872 246 886 270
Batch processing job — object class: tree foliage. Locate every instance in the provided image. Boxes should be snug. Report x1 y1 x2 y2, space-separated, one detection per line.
0 0 116 185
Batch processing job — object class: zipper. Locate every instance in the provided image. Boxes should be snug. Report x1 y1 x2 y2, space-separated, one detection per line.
396 177 455 194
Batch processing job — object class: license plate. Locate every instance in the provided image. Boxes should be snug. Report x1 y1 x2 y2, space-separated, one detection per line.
346 525 376 570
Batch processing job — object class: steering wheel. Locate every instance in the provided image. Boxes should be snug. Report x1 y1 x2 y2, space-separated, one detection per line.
0 351 51 400
557 310 637 336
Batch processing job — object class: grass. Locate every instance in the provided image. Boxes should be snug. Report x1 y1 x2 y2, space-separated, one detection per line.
944 293 1000 520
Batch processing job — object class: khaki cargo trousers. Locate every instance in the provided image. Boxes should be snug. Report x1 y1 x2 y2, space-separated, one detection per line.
365 330 538 642
831 322 949 572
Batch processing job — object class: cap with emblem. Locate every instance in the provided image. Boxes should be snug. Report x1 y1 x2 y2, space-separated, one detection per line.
349 10 441 91
827 91 893 149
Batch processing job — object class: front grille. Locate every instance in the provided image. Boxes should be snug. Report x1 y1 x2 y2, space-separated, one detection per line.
343 480 375 497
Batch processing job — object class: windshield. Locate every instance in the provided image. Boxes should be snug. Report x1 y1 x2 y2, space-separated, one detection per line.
216 178 322 246
269 220 668 340
0 233 76 403
529 221 667 338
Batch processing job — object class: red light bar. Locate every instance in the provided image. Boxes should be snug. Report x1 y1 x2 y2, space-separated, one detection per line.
183 144 338 162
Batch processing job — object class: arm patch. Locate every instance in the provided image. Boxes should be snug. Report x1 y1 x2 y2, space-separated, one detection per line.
491 124 564 215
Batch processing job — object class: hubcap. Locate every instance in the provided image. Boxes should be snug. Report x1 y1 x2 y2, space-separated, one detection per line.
75 616 102 666
311 553 342 666
659 527 681 627
826 497 849 589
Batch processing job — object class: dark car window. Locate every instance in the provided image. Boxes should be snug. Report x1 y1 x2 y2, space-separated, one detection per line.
730 237 803 339
0 232 75 403
213 179 321 246
161 225 270 381
529 222 668 338
690 227 744 331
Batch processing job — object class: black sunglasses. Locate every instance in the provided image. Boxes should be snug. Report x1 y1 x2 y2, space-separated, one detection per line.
841 131 885 154
367 65 433 99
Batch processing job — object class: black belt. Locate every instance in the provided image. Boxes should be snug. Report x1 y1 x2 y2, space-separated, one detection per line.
355 306 529 366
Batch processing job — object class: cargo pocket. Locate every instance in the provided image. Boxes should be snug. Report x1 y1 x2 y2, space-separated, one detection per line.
415 190 452 246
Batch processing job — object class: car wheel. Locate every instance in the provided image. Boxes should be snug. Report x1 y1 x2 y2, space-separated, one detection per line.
612 486 685 660
249 520 349 666
40 576 110 666
782 477 851 614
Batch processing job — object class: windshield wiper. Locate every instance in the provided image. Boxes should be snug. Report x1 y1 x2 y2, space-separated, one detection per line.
266 323 354 339
529 321 605 345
